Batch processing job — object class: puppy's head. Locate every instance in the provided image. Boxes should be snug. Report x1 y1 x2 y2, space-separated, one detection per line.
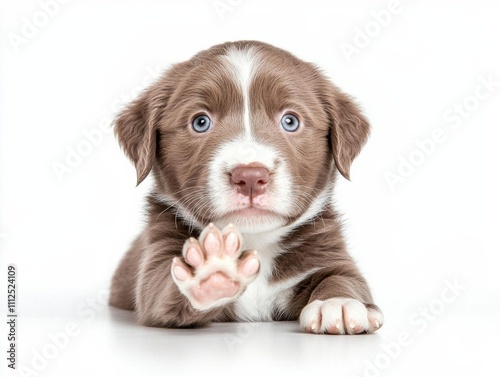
115 41 369 234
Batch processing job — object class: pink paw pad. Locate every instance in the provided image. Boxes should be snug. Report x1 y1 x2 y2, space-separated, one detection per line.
171 223 260 311
239 253 260 277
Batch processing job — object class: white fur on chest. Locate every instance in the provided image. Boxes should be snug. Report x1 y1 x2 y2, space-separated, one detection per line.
233 232 315 321
234 269 304 321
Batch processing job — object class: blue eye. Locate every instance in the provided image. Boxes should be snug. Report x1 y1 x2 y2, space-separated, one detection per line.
192 115 212 133
280 113 300 132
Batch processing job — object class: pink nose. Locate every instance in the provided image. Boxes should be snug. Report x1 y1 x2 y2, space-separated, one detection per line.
230 165 270 197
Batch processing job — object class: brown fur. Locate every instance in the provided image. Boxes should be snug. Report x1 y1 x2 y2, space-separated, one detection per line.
110 41 373 327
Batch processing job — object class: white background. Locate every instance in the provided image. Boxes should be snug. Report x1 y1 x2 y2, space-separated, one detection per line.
1 1 499 376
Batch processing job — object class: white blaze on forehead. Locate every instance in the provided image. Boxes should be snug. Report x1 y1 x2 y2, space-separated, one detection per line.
222 47 260 137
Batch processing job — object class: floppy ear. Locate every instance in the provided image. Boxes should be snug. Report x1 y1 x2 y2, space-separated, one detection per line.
113 82 169 186
323 86 370 180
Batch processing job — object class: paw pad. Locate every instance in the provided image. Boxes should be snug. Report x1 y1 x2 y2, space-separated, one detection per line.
171 223 260 311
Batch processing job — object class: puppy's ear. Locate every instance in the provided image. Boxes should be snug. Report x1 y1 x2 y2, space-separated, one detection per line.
323 85 370 180
114 82 168 185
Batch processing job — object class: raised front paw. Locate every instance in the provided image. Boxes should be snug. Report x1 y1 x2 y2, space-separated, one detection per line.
171 223 260 311
299 298 384 335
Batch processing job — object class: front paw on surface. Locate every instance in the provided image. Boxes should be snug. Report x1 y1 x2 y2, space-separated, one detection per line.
171 223 260 311
300 298 384 334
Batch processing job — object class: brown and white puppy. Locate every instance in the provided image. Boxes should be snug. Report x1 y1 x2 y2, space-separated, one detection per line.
109 40 383 335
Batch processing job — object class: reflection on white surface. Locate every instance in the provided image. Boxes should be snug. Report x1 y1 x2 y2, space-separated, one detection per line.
12 296 498 377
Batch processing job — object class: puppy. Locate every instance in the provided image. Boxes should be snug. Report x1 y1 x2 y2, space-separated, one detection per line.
109 41 383 334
